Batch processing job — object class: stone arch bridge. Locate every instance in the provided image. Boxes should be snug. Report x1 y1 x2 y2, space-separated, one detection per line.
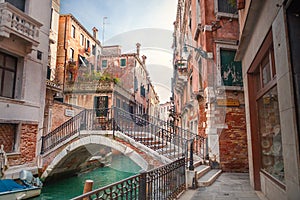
40 108 206 181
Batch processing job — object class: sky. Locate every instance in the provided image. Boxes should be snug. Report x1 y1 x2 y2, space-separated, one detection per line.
60 0 178 103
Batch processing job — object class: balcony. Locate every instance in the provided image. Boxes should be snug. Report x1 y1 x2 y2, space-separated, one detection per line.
0 2 42 50
46 79 62 92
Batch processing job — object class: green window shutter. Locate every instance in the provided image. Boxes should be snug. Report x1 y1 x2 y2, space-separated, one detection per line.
220 50 243 87
120 59 126 67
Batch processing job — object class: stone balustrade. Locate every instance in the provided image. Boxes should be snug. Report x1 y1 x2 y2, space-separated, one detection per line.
0 2 42 47
64 81 115 93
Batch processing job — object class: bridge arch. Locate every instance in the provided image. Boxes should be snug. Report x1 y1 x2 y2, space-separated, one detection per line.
41 135 149 180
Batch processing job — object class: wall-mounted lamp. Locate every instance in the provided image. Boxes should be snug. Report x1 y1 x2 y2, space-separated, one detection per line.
183 43 213 59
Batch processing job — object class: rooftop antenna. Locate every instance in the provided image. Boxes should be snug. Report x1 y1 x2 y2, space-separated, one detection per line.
102 17 108 45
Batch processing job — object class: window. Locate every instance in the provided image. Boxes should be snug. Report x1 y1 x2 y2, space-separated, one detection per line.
0 52 17 98
86 40 90 49
140 85 146 97
80 34 84 46
47 66 51 80
71 25 75 38
116 98 120 108
6 0 25 12
0 123 19 153
94 96 108 117
85 40 91 54
92 45 96 55
69 48 74 61
120 58 126 67
216 0 237 14
134 77 138 92
102 60 107 68
220 49 243 87
249 31 284 184
50 8 53 29
257 87 283 182
79 55 88 67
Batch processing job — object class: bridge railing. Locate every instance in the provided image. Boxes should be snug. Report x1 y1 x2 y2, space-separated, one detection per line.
112 107 207 164
41 110 86 154
71 157 186 200
41 107 208 166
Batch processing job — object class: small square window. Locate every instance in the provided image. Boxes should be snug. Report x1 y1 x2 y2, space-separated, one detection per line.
37 51 42 60
120 58 126 67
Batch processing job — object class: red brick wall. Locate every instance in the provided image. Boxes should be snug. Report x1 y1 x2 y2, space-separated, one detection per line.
51 101 83 131
7 123 38 166
0 124 16 153
219 107 248 172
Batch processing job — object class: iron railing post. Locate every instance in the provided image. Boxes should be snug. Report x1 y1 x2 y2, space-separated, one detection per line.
139 172 147 200
189 140 194 170
40 136 44 154
113 118 115 139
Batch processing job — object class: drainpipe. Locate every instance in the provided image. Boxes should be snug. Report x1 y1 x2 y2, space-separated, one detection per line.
62 15 68 96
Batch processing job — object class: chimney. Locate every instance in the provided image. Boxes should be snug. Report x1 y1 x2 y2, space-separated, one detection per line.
136 43 141 56
92 27 98 40
142 55 147 64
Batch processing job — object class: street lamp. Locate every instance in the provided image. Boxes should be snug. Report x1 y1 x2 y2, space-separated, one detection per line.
183 43 213 59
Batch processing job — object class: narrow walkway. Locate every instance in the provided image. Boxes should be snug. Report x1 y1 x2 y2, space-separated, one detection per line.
179 173 267 200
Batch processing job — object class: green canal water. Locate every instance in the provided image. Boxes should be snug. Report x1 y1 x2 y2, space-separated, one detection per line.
33 154 142 200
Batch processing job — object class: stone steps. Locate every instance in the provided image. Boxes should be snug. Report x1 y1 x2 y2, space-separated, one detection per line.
194 165 211 180
196 168 222 187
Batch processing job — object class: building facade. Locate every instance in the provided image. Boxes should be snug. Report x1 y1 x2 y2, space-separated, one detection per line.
236 0 300 199
43 0 62 137
0 0 51 178
56 14 102 89
55 14 157 118
172 0 248 172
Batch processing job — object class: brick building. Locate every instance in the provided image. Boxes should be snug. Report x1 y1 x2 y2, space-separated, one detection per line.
172 0 248 172
55 14 158 117
43 0 62 137
0 0 51 178
236 0 300 199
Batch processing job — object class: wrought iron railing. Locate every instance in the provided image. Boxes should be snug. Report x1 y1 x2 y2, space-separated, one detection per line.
71 157 186 200
41 107 207 165
113 107 207 163
41 110 86 154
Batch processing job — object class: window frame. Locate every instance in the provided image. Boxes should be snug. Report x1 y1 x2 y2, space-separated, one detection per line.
216 43 243 90
0 123 21 154
0 52 17 99
102 59 107 68
71 25 76 38
247 30 285 189
214 0 238 19
80 34 84 46
5 0 25 12
69 48 74 61
120 58 126 68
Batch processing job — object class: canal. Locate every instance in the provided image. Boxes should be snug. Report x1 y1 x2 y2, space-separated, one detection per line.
33 154 142 200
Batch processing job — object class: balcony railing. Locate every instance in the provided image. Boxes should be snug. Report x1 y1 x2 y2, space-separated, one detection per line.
46 79 62 92
0 2 42 48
